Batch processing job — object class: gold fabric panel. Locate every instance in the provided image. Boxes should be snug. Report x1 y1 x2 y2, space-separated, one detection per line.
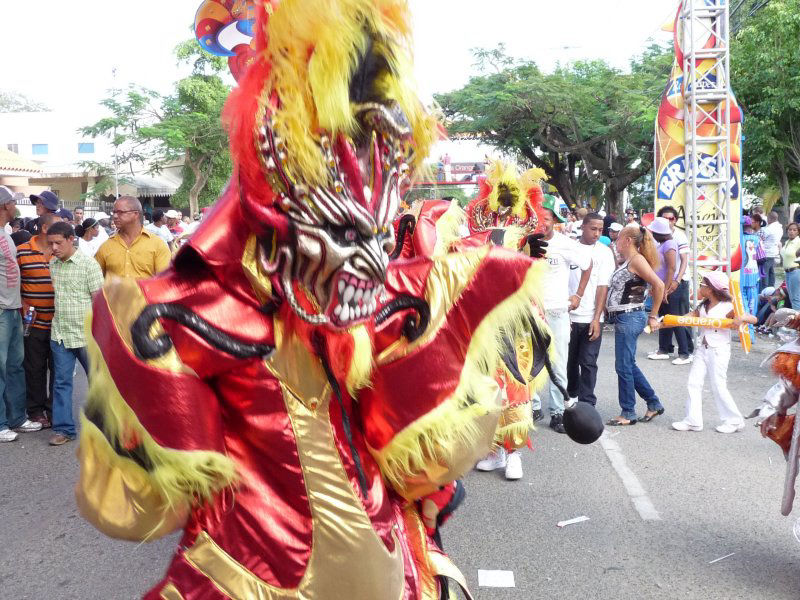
101 277 196 376
75 420 188 542
428 552 474 600
159 582 184 600
241 235 274 305
184 328 406 599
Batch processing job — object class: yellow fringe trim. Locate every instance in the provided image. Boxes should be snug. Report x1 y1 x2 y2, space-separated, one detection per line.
433 201 467 256
494 419 534 450
266 0 438 187
83 315 238 509
519 167 548 198
502 225 526 251
485 160 522 215
346 324 374 396
374 262 548 487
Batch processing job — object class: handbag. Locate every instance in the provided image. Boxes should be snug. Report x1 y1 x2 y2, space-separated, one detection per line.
755 240 767 265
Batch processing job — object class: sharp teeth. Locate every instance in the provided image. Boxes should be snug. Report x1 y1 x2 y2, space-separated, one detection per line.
334 305 342 317
338 280 345 294
355 288 364 303
370 299 376 314
340 305 350 322
355 306 362 319
343 285 355 304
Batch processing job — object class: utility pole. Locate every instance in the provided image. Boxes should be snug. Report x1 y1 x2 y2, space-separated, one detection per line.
112 67 119 199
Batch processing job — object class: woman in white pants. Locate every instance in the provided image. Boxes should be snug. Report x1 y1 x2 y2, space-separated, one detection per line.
670 272 756 433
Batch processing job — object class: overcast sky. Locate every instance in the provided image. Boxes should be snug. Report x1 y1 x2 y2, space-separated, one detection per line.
1 0 680 118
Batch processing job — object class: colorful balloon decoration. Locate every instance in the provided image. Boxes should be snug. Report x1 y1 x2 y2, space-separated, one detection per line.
195 0 257 81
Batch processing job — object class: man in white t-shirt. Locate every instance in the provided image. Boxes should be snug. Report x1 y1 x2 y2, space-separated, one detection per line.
761 211 783 288
566 213 614 406
532 196 592 433
145 210 175 249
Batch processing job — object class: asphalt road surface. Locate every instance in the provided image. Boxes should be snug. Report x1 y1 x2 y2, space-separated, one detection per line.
2 330 798 599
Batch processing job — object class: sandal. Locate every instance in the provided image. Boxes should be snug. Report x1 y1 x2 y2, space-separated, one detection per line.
640 409 665 423
606 418 637 426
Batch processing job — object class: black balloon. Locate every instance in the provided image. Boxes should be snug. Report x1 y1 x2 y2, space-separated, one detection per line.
563 402 604 445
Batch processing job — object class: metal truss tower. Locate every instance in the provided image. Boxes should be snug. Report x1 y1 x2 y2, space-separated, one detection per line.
682 0 734 276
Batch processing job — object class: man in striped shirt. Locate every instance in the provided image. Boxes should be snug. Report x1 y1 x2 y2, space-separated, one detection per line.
17 213 57 428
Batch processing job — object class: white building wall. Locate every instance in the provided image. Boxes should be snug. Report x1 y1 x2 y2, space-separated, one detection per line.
0 111 114 173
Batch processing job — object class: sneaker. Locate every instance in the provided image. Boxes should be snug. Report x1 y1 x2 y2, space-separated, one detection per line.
550 413 566 434
532 409 544 423
672 356 693 365
672 421 703 432
0 428 18 442
475 448 507 471
648 352 671 360
13 419 42 433
715 422 745 434
49 433 73 446
505 452 523 480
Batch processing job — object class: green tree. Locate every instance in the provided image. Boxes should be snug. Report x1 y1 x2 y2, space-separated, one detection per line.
435 44 671 216
81 40 232 216
732 0 800 219
0 90 49 112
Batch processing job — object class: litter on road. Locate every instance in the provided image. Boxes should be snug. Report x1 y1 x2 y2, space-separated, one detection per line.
478 570 515 588
709 553 735 564
557 516 590 528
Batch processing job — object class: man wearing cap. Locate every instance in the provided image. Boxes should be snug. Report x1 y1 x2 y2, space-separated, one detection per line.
56 208 73 223
26 191 60 235
609 222 624 264
647 217 693 364
165 209 185 237
651 206 694 363
532 195 593 433
0 186 42 442
94 196 171 279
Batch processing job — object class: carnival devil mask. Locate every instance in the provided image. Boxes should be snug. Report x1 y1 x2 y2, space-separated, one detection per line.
209 0 439 329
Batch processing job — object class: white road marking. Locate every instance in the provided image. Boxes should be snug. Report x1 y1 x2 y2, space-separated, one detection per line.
599 431 662 521
478 570 515 588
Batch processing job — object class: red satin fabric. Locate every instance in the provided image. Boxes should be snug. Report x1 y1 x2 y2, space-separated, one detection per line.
362 248 533 452
98 189 424 598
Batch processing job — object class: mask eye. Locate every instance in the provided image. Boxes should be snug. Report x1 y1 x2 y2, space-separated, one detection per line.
329 225 360 245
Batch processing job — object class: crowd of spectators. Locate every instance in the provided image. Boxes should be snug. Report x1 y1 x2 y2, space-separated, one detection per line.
0 187 186 445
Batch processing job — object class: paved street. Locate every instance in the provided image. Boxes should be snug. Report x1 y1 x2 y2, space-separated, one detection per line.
2 330 799 599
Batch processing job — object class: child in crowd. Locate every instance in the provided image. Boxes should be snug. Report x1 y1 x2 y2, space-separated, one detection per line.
668 272 756 434
756 285 788 331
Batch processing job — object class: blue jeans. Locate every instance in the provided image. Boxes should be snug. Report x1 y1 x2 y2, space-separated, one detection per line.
50 340 89 438
0 309 27 430
742 285 758 341
614 310 663 421
787 269 800 311
531 309 570 416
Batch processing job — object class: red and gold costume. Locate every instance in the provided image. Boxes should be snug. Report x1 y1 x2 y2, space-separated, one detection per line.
761 331 800 516
392 160 554 453
76 2 550 599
